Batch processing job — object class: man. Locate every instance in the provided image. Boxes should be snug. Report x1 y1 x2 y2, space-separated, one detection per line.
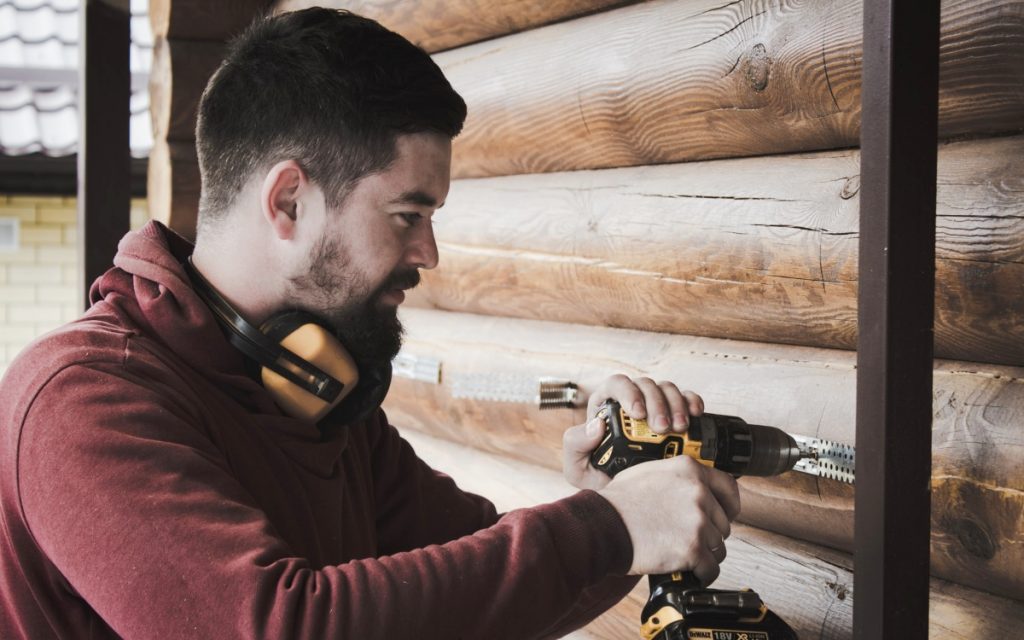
0 9 739 638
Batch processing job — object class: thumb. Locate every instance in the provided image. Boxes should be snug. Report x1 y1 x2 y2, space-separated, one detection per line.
562 416 608 470
564 416 607 456
562 416 609 489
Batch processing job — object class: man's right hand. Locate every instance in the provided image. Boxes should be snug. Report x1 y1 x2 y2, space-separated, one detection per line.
597 455 741 585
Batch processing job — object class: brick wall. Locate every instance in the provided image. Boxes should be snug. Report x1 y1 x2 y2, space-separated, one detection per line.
0 195 148 376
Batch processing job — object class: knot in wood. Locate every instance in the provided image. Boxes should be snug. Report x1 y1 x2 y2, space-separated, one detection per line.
840 175 861 200
742 43 771 92
826 581 848 600
951 517 996 560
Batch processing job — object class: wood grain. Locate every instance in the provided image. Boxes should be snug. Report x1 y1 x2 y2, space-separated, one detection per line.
149 0 271 40
404 429 1024 639
408 135 1024 366
147 1 634 143
149 38 226 143
382 308 1024 600
438 0 1024 178
271 0 635 53
146 140 200 241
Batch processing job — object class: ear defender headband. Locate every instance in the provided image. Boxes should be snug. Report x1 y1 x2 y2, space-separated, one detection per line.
183 258 359 422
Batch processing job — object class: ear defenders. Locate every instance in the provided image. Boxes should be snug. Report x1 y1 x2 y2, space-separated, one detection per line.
183 258 359 423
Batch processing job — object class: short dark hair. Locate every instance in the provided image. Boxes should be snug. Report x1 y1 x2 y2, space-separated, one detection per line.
195 8 466 225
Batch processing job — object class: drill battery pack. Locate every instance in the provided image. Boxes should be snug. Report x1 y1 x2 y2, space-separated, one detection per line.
641 577 798 640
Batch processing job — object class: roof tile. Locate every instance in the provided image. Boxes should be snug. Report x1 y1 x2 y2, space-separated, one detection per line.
0 0 152 158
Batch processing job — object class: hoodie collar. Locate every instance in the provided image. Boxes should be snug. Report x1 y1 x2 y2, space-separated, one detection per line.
90 221 364 474
94 221 256 386
93 221 398 460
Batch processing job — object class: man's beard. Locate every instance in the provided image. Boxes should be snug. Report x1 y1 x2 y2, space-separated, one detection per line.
289 235 419 371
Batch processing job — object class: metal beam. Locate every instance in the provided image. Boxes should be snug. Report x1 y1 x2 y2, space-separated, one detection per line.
77 0 132 308
854 0 940 638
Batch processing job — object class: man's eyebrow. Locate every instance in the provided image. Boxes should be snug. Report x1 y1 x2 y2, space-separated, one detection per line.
389 190 442 208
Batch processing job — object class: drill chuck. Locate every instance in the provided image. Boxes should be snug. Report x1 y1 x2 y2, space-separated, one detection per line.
694 413 804 477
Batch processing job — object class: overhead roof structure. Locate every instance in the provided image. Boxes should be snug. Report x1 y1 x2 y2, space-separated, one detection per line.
0 0 151 192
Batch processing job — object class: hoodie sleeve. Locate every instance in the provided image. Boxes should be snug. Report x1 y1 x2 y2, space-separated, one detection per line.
15 359 635 640
367 412 641 637
368 411 500 554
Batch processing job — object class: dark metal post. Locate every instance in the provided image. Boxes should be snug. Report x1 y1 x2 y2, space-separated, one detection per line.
854 0 940 638
78 0 132 308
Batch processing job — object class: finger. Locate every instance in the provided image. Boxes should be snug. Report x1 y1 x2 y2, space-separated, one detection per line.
658 381 690 433
635 377 671 433
705 529 727 563
587 374 644 419
706 468 742 522
703 490 732 541
692 547 721 588
682 389 704 417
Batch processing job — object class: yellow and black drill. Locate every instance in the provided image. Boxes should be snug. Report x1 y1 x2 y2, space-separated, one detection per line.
590 400 854 640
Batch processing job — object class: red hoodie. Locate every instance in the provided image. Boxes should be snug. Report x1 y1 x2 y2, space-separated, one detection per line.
0 222 636 639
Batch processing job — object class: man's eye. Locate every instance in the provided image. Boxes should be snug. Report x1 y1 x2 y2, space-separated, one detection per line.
399 212 422 226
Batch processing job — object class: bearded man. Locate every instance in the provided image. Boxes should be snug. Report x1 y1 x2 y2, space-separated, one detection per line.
0 9 739 639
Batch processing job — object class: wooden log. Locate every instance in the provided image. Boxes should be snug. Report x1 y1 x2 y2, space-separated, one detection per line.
146 140 200 241
149 38 226 143
403 429 1024 639
382 308 1024 600
410 135 1024 367
271 0 636 53
437 0 1024 178
149 0 271 41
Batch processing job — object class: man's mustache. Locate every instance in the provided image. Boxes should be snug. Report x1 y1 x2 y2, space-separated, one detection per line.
379 268 420 294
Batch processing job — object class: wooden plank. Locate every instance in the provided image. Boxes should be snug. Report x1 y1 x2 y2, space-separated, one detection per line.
271 0 636 53
149 38 226 143
146 139 200 240
438 0 1024 178
149 0 271 40
410 136 1024 366
403 429 1024 639
382 308 1024 600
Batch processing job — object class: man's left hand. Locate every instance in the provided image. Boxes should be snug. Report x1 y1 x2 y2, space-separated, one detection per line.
562 374 705 490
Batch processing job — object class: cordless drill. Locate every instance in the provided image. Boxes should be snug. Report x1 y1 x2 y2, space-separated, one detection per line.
590 400 804 640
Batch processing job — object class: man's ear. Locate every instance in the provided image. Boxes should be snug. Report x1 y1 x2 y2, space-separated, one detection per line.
260 160 307 240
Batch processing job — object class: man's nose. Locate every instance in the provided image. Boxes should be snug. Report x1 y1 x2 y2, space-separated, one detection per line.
407 222 439 270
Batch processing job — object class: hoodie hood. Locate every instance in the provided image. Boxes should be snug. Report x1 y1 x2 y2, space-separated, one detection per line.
92 221 253 387
87 221 391 469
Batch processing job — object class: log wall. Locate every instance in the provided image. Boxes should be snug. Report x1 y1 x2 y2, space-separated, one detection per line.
150 0 270 41
149 39 226 144
147 1 268 239
440 0 1024 178
146 140 201 238
383 308 1024 601
151 0 1024 232
409 136 1024 366
272 0 637 53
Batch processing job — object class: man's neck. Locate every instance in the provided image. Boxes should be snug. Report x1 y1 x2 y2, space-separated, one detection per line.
191 224 282 327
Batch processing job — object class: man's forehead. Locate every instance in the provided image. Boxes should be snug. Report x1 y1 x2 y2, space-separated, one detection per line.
357 132 452 206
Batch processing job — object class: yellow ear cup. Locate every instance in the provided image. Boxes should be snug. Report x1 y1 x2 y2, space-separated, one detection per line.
261 323 359 422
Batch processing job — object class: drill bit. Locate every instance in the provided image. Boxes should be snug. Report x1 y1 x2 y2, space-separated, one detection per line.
789 434 856 484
